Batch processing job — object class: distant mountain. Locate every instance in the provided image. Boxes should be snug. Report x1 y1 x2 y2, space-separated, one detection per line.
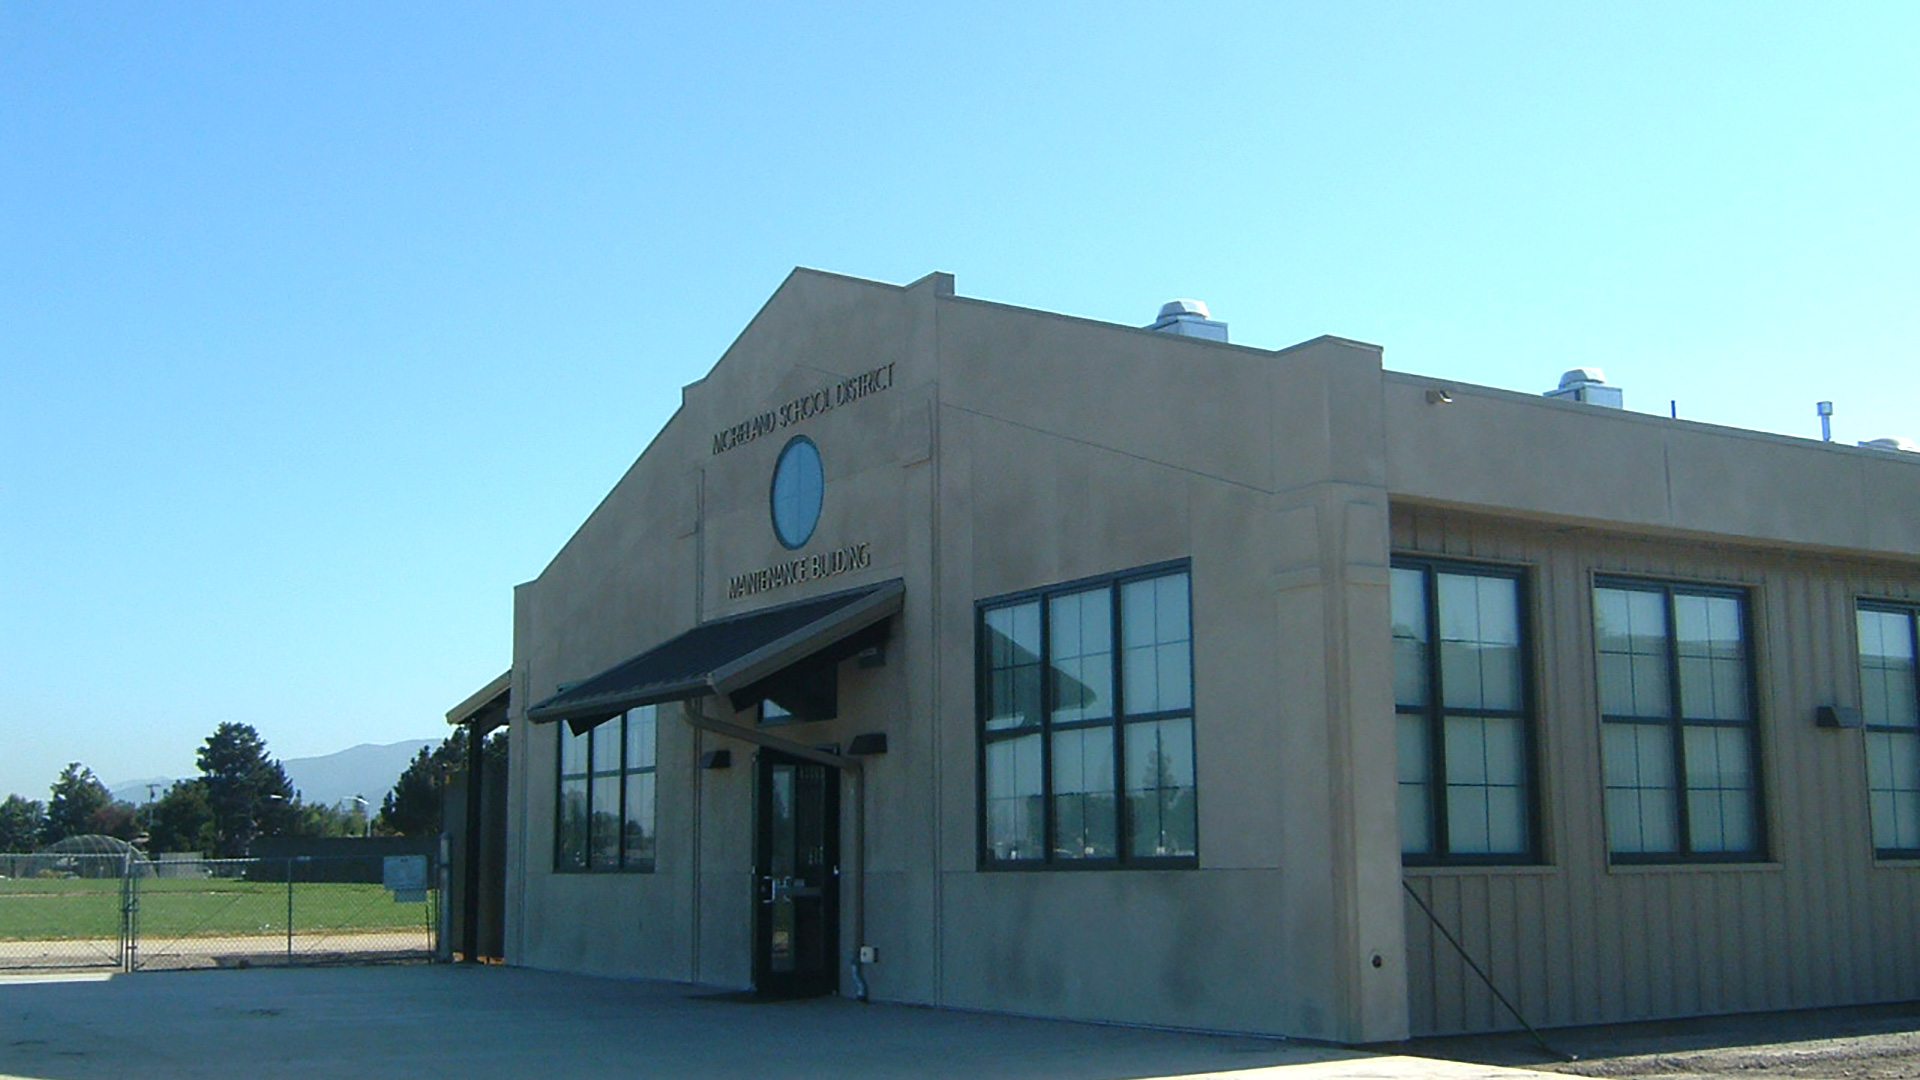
107 738 438 811
283 740 437 809
110 777 177 804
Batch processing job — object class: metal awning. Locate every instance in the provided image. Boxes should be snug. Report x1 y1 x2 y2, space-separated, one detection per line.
446 671 511 735
524 579 904 730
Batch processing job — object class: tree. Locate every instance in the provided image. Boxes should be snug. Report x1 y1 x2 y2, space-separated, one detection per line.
44 763 112 845
291 799 359 838
89 801 141 842
379 744 449 837
378 727 505 837
196 722 297 856
146 780 216 854
0 795 46 852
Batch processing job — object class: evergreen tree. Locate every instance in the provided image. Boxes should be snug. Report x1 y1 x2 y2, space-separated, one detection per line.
196 722 297 856
44 763 112 844
379 743 448 837
146 779 216 854
378 727 504 837
0 795 46 852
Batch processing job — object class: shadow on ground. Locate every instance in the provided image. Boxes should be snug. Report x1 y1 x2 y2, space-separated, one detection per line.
1390 1002 1920 1077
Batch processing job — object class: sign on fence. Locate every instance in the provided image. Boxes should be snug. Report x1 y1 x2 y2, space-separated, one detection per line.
383 855 429 903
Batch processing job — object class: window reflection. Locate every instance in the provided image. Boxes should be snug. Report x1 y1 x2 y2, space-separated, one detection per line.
1595 581 1760 861
1393 560 1535 863
554 704 659 873
1860 605 1920 855
979 566 1196 868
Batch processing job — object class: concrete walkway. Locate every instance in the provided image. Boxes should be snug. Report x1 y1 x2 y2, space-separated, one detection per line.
0 965 1561 1080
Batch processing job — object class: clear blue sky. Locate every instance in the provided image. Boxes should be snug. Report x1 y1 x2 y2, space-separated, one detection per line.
3 2 1915 801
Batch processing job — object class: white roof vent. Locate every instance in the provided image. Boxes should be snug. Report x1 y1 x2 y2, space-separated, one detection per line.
1544 366 1623 409
1859 436 1919 454
1146 298 1228 342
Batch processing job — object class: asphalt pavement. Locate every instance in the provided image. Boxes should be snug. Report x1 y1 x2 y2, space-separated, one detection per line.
0 964 1562 1080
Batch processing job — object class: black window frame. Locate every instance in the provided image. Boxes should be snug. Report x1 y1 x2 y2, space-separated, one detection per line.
553 705 658 874
1857 600 1920 859
1594 576 1768 865
974 559 1199 871
1392 556 1543 866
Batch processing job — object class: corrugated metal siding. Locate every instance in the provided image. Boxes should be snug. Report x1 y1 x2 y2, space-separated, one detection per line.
1395 504 1920 1035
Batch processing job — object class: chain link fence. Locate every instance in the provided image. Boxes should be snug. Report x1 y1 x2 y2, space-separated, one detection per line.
0 851 437 973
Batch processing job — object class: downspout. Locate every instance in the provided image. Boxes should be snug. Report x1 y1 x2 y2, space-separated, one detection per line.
682 700 869 1002
849 765 869 1002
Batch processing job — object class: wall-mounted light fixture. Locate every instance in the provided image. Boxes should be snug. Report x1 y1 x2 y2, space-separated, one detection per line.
1816 705 1862 729
1425 388 1454 405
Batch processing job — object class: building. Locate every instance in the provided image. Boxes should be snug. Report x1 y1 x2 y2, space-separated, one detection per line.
488 268 1920 1043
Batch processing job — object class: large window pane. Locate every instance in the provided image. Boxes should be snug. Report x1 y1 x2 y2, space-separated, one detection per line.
1443 713 1528 789
623 771 655 866
1397 714 1432 855
1596 587 1670 718
1677 595 1748 720
1443 715 1529 854
985 602 1043 731
560 726 589 776
1051 727 1115 859
1860 609 1918 730
1682 726 1755 852
1122 575 1192 714
1125 717 1196 858
1437 573 1521 710
1049 589 1113 724
1869 788 1920 853
591 719 621 774
1686 789 1754 853
588 713 625 870
1683 725 1754 792
1391 568 1430 708
625 707 656 771
557 776 589 871
984 734 1044 861
1604 722 1677 853
557 725 590 871
589 774 622 868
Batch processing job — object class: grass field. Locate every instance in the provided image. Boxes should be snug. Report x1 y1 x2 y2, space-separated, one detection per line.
0 877 434 942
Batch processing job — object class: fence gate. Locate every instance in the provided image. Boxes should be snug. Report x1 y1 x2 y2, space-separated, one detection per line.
1 852 436 973
0 853 134 972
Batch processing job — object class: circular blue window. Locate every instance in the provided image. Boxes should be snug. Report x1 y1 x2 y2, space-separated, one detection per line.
769 436 824 550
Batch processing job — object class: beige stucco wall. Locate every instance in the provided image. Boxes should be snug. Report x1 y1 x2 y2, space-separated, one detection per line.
1381 372 1920 561
505 269 946 998
928 300 1408 1041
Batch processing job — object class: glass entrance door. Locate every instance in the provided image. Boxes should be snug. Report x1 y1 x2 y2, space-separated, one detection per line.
753 752 840 997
